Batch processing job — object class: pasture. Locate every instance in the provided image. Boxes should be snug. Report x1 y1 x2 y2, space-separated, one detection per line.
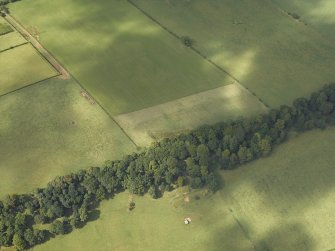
116 83 268 146
1 0 335 250
0 77 135 198
0 31 27 52
0 18 12 35
10 0 238 115
0 43 57 95
132 0 335 107
270 0 335 42
222 127 335 250
22 127 335 251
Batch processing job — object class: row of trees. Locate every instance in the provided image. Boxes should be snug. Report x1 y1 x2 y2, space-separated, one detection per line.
1 83 335 250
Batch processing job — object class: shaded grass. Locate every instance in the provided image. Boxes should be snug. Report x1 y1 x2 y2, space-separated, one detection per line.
0 20 13 35
10 0 236 115
270 0 335 42
132 0 335 107
0 78 135 198
0 31 27 52
222 127 335 250
0 43 57 95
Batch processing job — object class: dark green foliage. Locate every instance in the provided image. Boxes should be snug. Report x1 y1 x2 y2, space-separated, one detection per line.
50 219 70 235
288 12 300 20
128 201 136 211
1 83 335 249
181 36 193 47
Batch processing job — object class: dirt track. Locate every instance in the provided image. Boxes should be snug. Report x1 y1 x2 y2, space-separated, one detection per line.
4 14 70 79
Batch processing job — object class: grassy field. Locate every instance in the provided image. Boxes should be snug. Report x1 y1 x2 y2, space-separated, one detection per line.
0 18 13 35
0 77 135 198
0 43 57 95
270 0 335 42
10 0 238 115
132 0 335 107
116 83 267 146
222 127 335 250
2 1 335 251
28 190 254 251
16 127 335 251
0 31 27 51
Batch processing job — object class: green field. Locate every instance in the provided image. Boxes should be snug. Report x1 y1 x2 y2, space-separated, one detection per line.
0 43 57 95
20 127 335 251
116 83 268 146
0 31 27 52
0 19 13 35
0 77 135 198
2 1 335 251
271 0 335 42
10 0 239 115
132 0 335 107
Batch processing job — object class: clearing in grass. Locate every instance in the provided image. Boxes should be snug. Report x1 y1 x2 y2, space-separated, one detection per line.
0 78 135 198
0 31 27 52
24 127 335 251
0 43 57 95
132 0 335 107
116 83 268 146
10 0 235 115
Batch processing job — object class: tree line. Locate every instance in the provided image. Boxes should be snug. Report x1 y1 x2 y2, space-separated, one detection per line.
1 83 335 250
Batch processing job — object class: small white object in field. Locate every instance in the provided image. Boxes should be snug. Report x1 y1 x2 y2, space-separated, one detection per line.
184 217 192 224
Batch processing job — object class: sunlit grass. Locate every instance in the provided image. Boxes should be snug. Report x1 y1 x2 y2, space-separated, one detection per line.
115 83 267 146
0 44 57 94
0 31 27 51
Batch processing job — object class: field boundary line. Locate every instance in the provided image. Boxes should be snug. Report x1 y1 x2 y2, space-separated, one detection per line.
4 13 138 148
0 74 60 99
0 29 14 36
228 208 257 251
4 14 70 79
69 74 139 148
126 0 269 109
0 41 28 53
